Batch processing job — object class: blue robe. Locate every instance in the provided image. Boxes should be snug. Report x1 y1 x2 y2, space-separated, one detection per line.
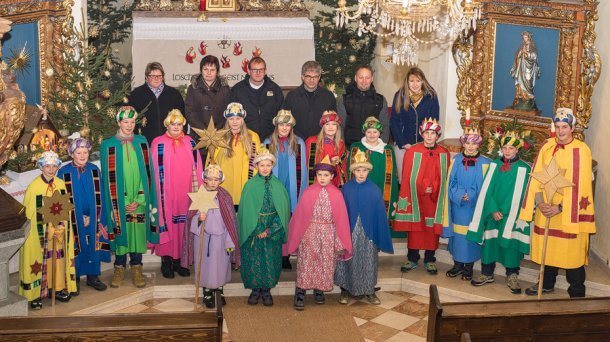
263 137 308 212
58 162 111 276
442 153 491 263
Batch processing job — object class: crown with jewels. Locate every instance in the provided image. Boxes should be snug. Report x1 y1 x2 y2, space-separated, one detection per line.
419 117 441 136
459 127 482 145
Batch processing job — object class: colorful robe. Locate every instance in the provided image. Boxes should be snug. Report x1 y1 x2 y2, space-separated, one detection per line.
519 138 595 269
151 132 203 259
394 143 450 250
441 153 491 263
287 182 352 291
347 140 399 223
58 162 111 277
466 158 531 268
19 176 77 301
100 134 160 255
238 174 290 289
210 129 260 204
305 136 347 187
262 136 308 212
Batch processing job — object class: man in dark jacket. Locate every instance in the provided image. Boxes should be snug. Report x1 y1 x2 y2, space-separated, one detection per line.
337 66 389 146
128 62 185 143
282 61 336 140
230 57 283 141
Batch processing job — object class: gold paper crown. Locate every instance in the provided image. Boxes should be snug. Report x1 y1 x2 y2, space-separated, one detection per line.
422 117 438 125
319 155 332 165
349 149 373 172
463 127 480 136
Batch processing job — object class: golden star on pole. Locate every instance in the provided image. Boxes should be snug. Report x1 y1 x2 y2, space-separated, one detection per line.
530 157 574 203
37 191 75 226
188 185 219 214
192 117 231 162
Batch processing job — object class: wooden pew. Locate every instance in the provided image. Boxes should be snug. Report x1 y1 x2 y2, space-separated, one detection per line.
0 293 223 341
427 284 610 341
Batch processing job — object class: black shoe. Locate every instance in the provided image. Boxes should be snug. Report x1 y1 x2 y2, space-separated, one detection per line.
173 259 190 277
313 289 325 304
261 288 273 306
161 256 174 279
294 288 305 310
203 288 215 308
30 298 42 310
55 290 71 303
248 288 261 305
282 256 292 270
462 263 474 281
86 276 108 291
525 284 554 296
71 277 80 296
446 266 464 278
219 287 226 306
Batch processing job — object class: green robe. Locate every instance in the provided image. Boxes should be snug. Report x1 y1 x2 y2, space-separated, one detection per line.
238 174 290 289
100 134 160 255
466 158 531 268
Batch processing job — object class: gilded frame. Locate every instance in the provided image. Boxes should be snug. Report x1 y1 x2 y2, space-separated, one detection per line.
454 0 600 142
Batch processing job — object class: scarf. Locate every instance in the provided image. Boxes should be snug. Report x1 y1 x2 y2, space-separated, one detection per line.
115 130 134 161
279 136 288 152
166 131 185 146
409 91 424 107
41 174 56 195
500 155 520 172
361 137 386 154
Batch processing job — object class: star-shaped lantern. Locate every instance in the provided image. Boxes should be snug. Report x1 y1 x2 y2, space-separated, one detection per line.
530 157 574 204
192 117 231 163
37 191 74 226
188 185 219 214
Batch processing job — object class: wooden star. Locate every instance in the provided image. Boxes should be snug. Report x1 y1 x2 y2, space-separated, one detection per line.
188 185 219 214
30 260 42 275
530 157 574 203
37 191 74 226
192 117 231 162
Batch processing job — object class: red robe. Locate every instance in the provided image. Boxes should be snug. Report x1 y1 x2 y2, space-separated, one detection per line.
394 143 450 250
305 136 347 187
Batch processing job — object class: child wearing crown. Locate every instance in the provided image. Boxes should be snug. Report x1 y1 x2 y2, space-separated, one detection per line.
305 110 347 188
467 131 531 294
394 118 450 275
441 128 490 281
287 156 352 310
238 148 290 307
335 150 393 305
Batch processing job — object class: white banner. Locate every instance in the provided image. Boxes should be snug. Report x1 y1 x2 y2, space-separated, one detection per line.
132 17 315 88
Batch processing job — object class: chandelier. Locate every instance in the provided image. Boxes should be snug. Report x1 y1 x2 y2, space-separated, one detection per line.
335 0 481 65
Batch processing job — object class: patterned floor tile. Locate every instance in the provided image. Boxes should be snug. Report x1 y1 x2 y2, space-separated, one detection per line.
385 331 426 342
408 295 430 305
349 301 391 320
141 307 163 313
387 291 415 300
353 316 368 326
403 319 427 337
358 321 400 341
141 298 168 307
391 299 429 319
371 310 420 331
375 291 407 309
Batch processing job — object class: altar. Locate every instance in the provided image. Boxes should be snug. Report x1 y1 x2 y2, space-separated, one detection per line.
131 14 315 88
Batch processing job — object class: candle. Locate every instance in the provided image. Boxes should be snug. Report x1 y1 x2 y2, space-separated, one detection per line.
465 108 471 126
550 120 556 138
199 0 206 11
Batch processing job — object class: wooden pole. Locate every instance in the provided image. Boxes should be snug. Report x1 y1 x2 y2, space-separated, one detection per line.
51 223 57 311
195 219 206 311
535 192 550 300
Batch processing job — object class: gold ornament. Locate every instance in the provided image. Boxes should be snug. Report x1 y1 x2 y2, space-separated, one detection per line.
191 117 231 163
188 186 219 214
530 157 574 203
76 82 84 92
37 191 75 226
349 55 356 63
84 77 93 89
101 89 111 98
335 43 342 50
80 127 90 137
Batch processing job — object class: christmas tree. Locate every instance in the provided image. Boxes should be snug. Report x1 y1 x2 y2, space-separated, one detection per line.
312 0 376 96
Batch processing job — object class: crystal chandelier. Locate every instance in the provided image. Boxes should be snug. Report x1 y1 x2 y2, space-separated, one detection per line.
335 0 481 65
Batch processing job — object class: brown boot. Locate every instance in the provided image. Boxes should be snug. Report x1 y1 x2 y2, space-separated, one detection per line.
132 265 146 288
110 266 124 288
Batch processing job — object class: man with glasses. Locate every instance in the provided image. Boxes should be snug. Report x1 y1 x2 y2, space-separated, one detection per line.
283 61 337 140
128 62 185 143
230 57 284 141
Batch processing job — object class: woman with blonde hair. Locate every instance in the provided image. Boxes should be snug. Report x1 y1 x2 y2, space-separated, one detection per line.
209 102 261 206
390 67 439 178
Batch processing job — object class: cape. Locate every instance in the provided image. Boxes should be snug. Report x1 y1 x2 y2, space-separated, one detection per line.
305 136 347 187
100 134 160 248
342 178 393 253
262 136 308 212
394 143 450 234
237 174 291 247
286 182 352 260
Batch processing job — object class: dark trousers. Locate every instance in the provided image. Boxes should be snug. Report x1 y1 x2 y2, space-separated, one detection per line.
542 265 586 298
114 253 143 267
407 249 436 263
482 262 519 277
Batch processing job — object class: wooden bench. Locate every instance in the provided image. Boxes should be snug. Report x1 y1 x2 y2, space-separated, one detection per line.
0 294 223 341
427 284 610 341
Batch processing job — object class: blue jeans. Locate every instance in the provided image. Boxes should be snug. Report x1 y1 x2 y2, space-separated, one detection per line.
114 253 143 267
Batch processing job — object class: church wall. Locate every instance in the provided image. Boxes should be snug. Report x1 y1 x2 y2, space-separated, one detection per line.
588 2 610 266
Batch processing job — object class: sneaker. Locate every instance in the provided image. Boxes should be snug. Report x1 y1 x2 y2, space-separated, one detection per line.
131 265 146 288
525 284 554 296
55 290 71 303
506 274 522 294
471 274 495 286
366 294 381 305
86 276 108 291
338 290 349 305
400 260 418 273
203 288 215 308
446 266 463 278
294 288 305 310
461 265 474 281
313 289 325 304
30 298 43 310
261 288 273 306
110 266 124 288
248 288 261 305
424 262 438 275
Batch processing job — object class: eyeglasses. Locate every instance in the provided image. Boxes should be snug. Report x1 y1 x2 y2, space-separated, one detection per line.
250 68 266 73
303 74 320 80
147 74 163 79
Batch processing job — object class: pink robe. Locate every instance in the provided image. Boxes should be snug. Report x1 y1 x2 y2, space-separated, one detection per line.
151 133 203 258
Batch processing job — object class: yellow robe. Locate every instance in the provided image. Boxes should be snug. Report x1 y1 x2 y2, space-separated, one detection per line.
519 138 595 269
210 129 260 204
19 176 77 301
